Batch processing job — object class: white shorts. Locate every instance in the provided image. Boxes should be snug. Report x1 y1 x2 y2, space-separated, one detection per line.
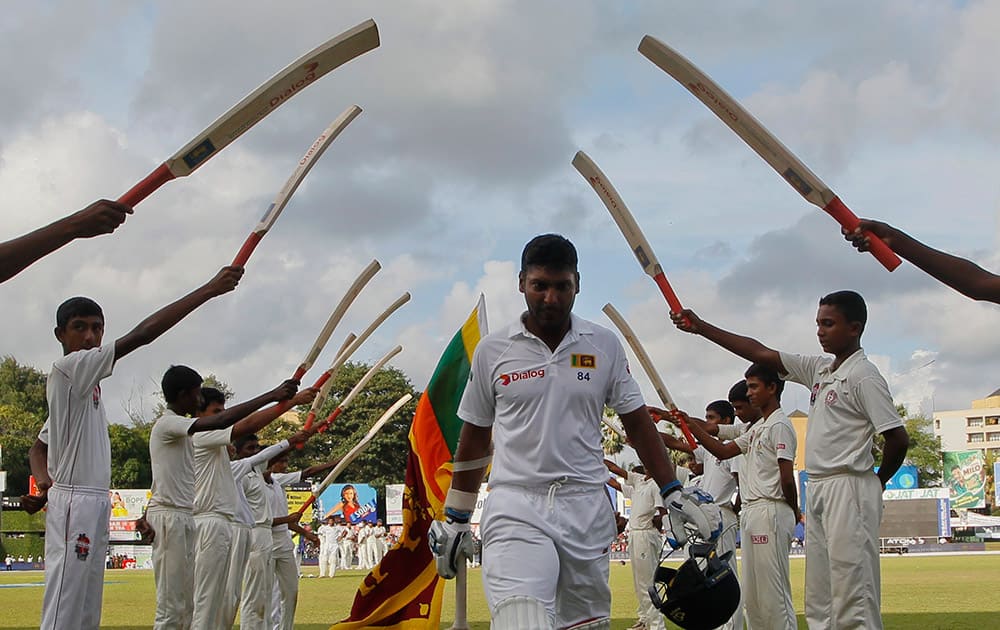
481 483 617 628
40 485 111 630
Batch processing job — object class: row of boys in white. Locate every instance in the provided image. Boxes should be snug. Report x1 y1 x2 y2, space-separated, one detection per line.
147 406 309 630
316 522 388 576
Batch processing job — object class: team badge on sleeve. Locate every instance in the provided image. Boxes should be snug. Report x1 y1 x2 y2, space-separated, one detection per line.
571 354 596 369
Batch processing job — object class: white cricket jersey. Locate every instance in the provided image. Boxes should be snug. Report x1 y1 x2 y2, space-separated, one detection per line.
693 445 737 506
192 427 236 519
41 343 116 489
780 350 903 478
148 411 197 510
317 524 339 548
733 408 796 503
458 313 645 487
620 473 662 531
241 466 271 527
230 440 289 526
268 471 302 540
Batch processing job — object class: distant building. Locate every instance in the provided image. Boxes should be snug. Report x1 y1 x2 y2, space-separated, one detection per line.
933 390 1000 455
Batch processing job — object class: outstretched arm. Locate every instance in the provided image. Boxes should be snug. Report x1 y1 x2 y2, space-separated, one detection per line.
114 266 244 361
0 200 132 283
300 456 343 480
230 388 318 440
618 406 677 489
189 380 299 434
603 459 628 479
675 410 741 461
670 309 784 372
846 220 1000 303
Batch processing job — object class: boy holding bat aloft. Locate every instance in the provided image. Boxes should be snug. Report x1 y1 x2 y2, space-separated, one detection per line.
672 290 909 629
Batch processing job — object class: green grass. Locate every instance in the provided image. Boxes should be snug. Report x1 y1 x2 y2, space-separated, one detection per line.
1 555 998 628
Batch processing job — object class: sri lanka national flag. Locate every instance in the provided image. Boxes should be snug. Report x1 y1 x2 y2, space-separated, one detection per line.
331 295 487 629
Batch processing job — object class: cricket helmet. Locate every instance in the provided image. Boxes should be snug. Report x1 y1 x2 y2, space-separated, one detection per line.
648 541 740 630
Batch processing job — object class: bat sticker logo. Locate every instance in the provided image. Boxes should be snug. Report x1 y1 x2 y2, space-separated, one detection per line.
634 246 651 268
782 168 813 196
182 139 217 169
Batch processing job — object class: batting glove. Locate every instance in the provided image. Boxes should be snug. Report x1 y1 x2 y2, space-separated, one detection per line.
661 482 723 550
428 508 474 579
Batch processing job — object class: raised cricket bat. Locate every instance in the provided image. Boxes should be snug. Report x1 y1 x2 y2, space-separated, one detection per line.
303 333 356 428
303 292 410 430
313 344 404 434
232 105 362 266
117 20 379 208
573 150 685 314
602 303 698 449
290 260 380 382
298 393 413 514
638 35 901 271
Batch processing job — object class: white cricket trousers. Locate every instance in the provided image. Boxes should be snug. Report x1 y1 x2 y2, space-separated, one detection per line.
222 523 251 629
480 483 617 629
716 506 743 630
240 525 274 629
628 528 665 630
339 540 353 569
740 499 795 630
148 507 196 630
805 472 884 630
192 513 232 629
40 484 110 630
271 535 298 630
318 543 337 577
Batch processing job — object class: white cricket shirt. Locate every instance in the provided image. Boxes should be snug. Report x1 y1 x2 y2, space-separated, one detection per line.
780 350 903 478
268 471 302 543
317 524 339 549
693 445 736 507
620 472 662 531
41 343 116 489
193 427 236 519
458 313 645 487
148 411 197 511
732 408 796 503
231 440 289 526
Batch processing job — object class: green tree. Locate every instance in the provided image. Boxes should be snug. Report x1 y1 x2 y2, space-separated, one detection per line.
259 361 418 493
109 421 153 488
0 357 48 496
601 408 625 455
873 405 943 488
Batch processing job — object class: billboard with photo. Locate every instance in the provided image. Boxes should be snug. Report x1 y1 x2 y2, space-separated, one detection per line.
942 450 986 509
109 489 151 542
316 482 378 524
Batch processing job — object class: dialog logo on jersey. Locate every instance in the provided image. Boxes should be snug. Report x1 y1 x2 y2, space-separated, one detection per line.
498 369 545 386
571 354 596 369
74 533 91 561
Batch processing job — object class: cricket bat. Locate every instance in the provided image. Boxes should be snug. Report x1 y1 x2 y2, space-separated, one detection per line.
638 35 901 271
302 292 411 431
313 344 404 434
118 20 379 208
573 150 685 314
602 303 698 449
232 105 363 266
298 393 413 514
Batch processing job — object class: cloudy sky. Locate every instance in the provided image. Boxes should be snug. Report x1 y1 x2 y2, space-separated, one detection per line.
2 1 999 425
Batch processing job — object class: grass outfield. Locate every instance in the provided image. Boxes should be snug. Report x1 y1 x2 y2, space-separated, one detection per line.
1 555 998 629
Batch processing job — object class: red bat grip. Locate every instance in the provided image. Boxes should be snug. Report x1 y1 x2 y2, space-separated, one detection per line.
117 164 175 208
298 494 317 515
232 232 264 267
652 273 683 313
678 418 698 450
823 197 901 271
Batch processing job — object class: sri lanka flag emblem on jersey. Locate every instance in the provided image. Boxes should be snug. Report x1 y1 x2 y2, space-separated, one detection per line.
571 354 596 369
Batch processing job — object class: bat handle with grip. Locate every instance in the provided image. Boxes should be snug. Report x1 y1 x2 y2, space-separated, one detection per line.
297 494 317 516
678 419 698 450
653 274 683 313
316 407 343 434
117 164 175 208
450 562 470 630
823 197 902 271
232 232 264 267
